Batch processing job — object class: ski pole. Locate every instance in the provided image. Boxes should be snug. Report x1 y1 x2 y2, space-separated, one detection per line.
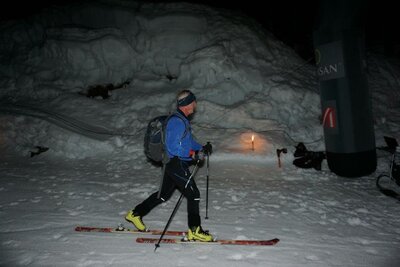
276 148 287 168
205 153 210 219
154 160 200 252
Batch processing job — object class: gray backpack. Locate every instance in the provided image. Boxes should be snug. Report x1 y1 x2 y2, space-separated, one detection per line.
143 113 187 163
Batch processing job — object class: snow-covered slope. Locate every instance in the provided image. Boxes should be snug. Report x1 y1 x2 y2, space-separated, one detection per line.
0 0 321 159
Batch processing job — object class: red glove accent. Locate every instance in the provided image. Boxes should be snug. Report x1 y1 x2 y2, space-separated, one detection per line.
189 149 195 157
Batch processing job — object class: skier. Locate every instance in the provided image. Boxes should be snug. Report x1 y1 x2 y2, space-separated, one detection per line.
125 89 214 242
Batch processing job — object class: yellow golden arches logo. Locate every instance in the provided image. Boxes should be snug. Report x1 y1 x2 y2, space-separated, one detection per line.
315 49 321 65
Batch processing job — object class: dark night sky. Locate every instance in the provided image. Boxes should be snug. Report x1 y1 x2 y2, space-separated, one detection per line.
1 0 398 60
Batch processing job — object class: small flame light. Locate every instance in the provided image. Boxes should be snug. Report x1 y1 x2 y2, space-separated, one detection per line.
238 132 269 154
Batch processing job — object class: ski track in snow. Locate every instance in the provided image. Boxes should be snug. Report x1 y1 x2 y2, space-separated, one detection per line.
1 152 399 267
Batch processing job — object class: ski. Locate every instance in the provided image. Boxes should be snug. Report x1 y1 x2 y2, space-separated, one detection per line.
136 237 280 246
75 226 187 237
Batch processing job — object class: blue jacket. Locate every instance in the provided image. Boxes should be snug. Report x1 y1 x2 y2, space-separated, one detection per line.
165 110 202 161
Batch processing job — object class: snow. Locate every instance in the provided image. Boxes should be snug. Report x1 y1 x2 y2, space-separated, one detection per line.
0 1 399 266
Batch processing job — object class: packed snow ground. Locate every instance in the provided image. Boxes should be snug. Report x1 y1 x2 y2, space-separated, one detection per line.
1 0 400 266
1 149 400 267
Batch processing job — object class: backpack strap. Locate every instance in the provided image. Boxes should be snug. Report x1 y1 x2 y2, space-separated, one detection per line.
159 113 190 167
172 112 189 138
161 112 189 152
157 112 189 199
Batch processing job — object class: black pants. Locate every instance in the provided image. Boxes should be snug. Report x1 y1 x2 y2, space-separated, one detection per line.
134 157 201 228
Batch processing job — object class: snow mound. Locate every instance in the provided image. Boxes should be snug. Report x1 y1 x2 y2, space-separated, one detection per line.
1 0 321 158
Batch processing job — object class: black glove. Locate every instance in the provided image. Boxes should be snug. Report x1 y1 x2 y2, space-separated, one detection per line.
202 142 213 155
193 150 206 162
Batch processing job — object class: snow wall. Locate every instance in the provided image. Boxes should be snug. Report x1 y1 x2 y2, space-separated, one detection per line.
0 0 323 159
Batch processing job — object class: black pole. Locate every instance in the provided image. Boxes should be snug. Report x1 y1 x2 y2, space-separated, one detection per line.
154 193 184 252
205 154 210 219
154 161 200 252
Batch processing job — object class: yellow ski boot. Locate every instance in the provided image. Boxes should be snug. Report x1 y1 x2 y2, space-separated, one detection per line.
125 210 147 231
187 226 214 242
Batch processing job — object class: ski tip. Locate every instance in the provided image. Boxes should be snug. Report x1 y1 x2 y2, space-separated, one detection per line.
271 238 280 244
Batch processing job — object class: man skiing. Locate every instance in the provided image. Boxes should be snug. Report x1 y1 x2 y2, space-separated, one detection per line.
125 89 214 242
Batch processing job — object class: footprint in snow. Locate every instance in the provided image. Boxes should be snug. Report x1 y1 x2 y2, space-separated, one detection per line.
30 197 42 203
305 255 320 261
228 254 244 260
